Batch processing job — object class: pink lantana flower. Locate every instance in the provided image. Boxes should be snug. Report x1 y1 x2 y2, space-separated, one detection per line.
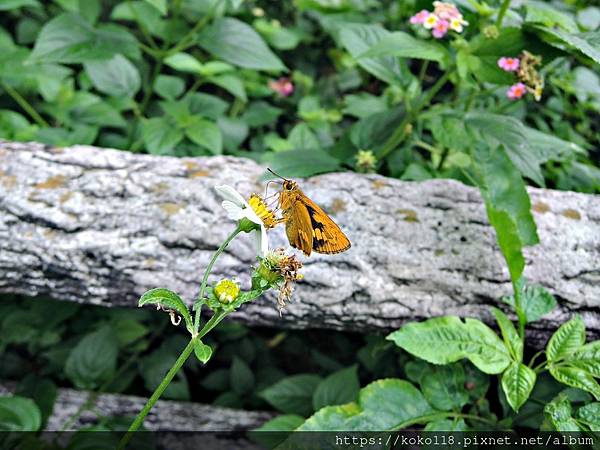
269 77 294 97
507 82 527 100
423 13 439 29
432 19 449 38
433 1 461 21
410 10 430 24
498 57 520 72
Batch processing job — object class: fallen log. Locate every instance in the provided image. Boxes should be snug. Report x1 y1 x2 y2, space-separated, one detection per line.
0 381 272 448
1 141 599 344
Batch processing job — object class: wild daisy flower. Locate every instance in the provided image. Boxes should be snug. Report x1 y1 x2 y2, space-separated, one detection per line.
215 185 277 257
256 249 303 311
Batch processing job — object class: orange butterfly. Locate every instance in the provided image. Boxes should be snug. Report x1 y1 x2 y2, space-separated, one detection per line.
268 169 351 256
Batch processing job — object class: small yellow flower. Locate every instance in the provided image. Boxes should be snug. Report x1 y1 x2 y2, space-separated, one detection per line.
248 194 277 229
214 279 240 304
356 150 377 173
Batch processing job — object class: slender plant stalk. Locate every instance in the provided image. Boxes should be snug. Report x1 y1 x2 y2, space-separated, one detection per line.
117 338 196 450
193 226 242 334
512 280 526 338
496 0 512 28
1 82 49 127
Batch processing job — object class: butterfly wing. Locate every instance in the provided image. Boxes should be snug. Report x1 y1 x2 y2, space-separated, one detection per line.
300 196 351 255
285 199 314 256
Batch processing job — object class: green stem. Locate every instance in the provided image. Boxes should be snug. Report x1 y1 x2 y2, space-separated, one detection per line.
1 82 49 127
127 0 161 52
418 60 430 82
496 0 512 28
166 2 218 57
512 280 526 338
379 70 452 159
528 349 545 369
193 226 242 334
117 338 196 450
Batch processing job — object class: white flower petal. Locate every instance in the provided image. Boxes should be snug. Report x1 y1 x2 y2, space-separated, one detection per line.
241 207 263 226
214 185 247 207
259 226 269 257
221 200 244 220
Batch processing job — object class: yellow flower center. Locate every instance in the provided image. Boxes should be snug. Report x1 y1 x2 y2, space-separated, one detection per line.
248 194 277 229
214 279 240 304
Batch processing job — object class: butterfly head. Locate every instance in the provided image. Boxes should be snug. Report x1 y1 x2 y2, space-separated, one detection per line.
282 180 297 191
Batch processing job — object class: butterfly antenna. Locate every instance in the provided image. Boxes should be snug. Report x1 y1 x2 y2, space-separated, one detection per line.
264 180 282 199
267 168 288 181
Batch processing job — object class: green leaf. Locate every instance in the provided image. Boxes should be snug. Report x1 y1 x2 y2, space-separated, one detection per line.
576 402 600 431
29 13 139 63
198 18 285 71
544 393 582 431
194 340 213 364
288 123 319 150
312 366 360 411
187 92 229 120
185 117 223 154
525 2 578 32
262 148 341 178
472 143 539 283
387 316 511 374
546 316 586 362
420 364 469 411
549 366 600 400
492 307 523 361
298 379 434 431
111 1 162 32
138 288 192 333
143 0 166 15
251 414 304 448
0 396 42 431
338 23 409 86
571 341 600 377
15 376 57 427
230 356 255 396
503 279 557 323
139 337 189 400
359 31 448 63
260 374 322 416
64 325 119 389
501 362 536 412
208 74 247 102
142 117 184 155
153 74 185 100
0 0 40 11
242 100 282 127
535 27 600 65
163 52 204 73
84 54 140 97
113 319 148 346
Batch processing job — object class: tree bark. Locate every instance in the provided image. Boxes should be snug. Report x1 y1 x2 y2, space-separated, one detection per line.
1 141 599 344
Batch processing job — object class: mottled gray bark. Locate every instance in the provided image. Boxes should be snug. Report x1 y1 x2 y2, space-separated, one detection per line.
0 381 272 445
1 140 599 344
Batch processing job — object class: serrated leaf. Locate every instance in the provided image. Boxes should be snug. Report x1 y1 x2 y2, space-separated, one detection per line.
0 396 42 431
535 27 600 65
549 366 600 400
546 316 586 362
312 366 360 411
262 148 341 178
193 340 213 364
142 117 183 155
387 316 511 374
502 362 536 412
208 74 247 102
153 74 184 100
492 307 523 361
576 402 600 431
84 53 140 97
359 31 448 63
260 374 322 416
198 18 285 71
138 288 192 332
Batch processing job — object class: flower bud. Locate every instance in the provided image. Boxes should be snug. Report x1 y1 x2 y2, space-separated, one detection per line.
214 279 240 304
